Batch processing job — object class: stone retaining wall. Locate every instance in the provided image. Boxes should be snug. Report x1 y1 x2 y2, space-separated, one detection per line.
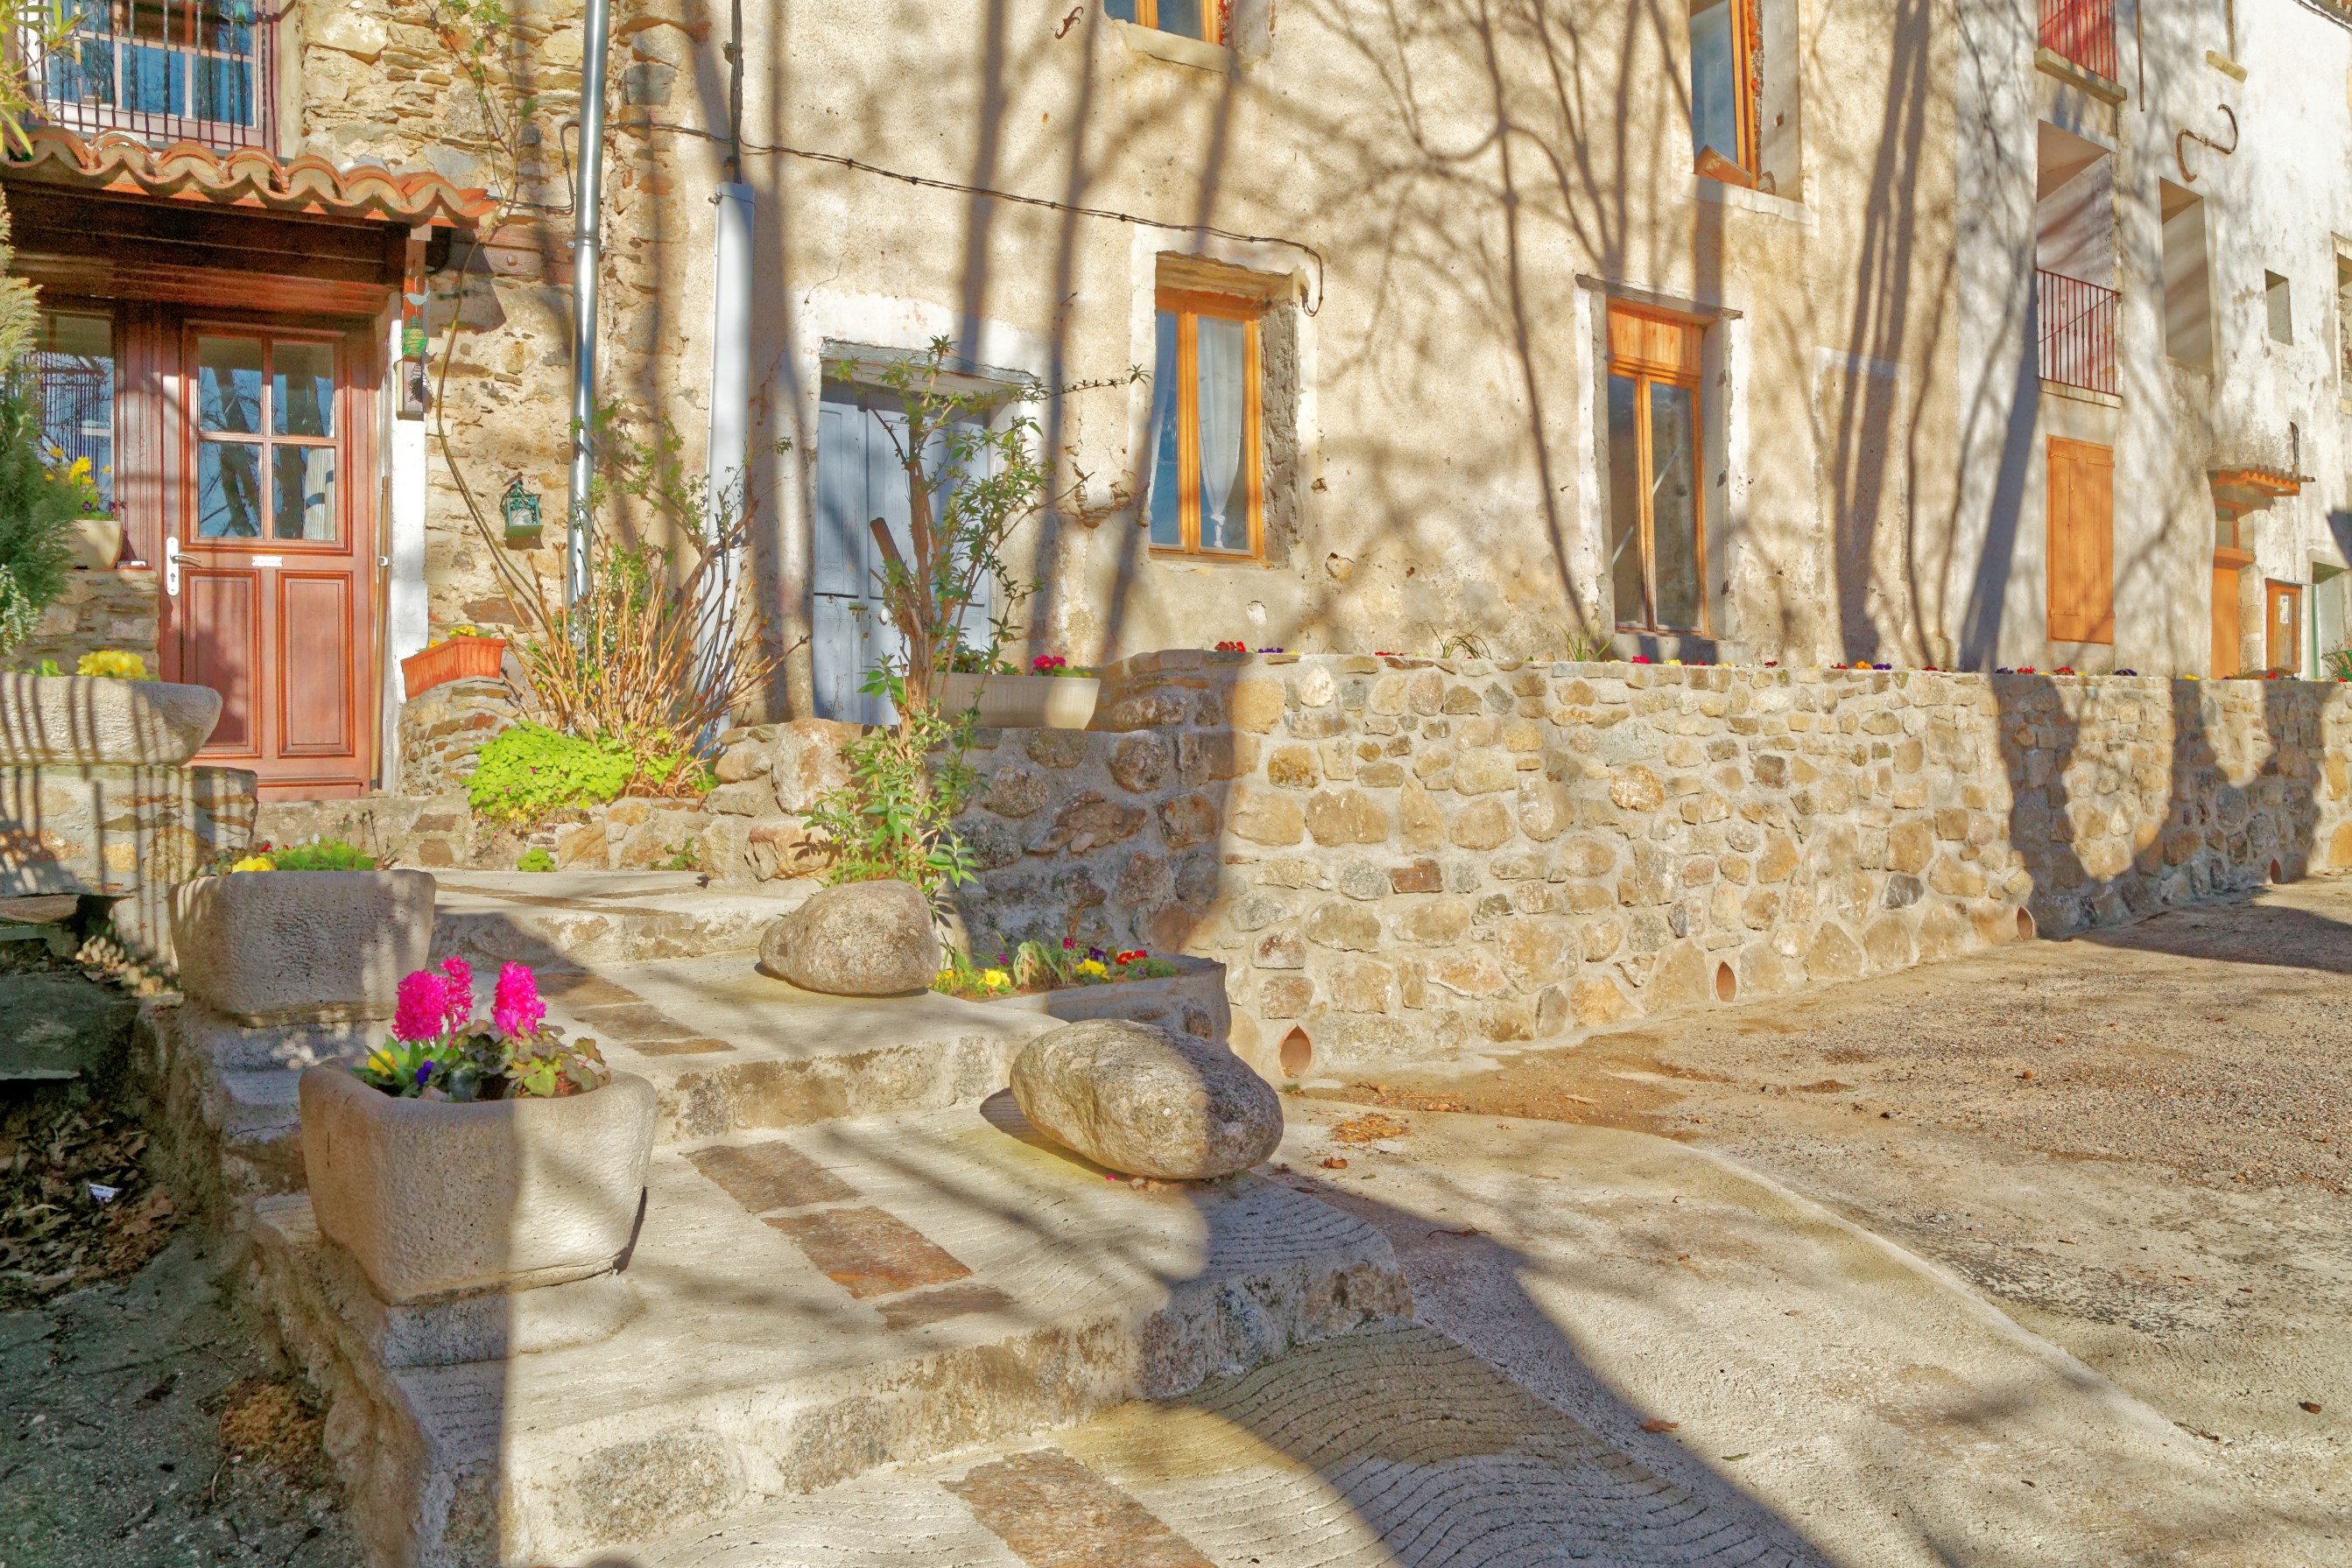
252 652 2351 1082
947 654 2352 1079
0 763 257 958
395 677 521 797
14 567 160 674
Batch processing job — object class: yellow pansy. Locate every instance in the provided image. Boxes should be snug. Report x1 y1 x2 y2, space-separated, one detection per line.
1075 959 1109 980
230 854 275 872
980 967 1012 991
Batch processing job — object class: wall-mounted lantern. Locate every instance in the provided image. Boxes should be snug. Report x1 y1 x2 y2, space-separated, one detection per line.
501 476 542 546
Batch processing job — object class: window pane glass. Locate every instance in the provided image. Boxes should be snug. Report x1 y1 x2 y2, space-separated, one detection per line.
28 311 115 513
1605 373 1646 626
1687 0 1737 164
197 441 264 537
1103 0 1137 18
1195 314 1249 553
1156 0 1205 36
197 337 263 434
1648 380 1703 630
274 341 334 437
272 447 335 541
1147 310 1182 548
122 42 182 115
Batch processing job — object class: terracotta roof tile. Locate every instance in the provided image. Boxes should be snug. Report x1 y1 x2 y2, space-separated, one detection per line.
4 126 495 227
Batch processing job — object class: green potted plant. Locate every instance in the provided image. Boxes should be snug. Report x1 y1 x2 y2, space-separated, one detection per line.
298 959 655 1312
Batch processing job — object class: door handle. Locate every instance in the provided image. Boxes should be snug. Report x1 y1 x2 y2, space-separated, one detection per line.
164 537 180 598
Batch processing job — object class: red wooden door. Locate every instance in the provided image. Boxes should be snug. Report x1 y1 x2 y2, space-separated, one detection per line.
162 320 377 798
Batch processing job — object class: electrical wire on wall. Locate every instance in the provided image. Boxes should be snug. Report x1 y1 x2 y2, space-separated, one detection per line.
641 119 1327 315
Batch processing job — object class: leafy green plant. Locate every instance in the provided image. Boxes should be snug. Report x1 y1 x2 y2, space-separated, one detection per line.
651 841 699 872
0 382 81 626
0 566 35 662
803 674 982 895
467 722 650 826
2325 643 2352 683
268 839 378 871
517 847 555 872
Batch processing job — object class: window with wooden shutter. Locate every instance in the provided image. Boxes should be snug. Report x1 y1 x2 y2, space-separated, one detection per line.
2046 436 2114 644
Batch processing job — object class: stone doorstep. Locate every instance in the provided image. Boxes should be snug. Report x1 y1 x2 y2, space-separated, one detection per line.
429 872 817 971
248 1102 1407 1568
616 1325 1773 1568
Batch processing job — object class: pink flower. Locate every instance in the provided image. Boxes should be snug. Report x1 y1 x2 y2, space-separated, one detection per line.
493 962 546 1039
438 955 475 1033
393 970 449 1044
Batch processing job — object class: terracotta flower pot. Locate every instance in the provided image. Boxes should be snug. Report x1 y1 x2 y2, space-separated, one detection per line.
938 671 1100 728
299 1065 657 1304
399 636 509 700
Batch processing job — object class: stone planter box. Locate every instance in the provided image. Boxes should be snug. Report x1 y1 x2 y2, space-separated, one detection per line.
940 671 1099 729
299 1065 656 1304
0 673 220 765
172 869 435 1025
67 516 123 572
399 636 508 700
976 955 1229 1042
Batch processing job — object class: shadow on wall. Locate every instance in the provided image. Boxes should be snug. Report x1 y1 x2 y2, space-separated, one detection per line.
1997 674 2333 939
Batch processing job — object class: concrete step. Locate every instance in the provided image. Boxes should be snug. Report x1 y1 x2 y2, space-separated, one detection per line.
251 1097 1408 1568
537 954 1055 1143
612 1325 1813 1568
430 870 814 971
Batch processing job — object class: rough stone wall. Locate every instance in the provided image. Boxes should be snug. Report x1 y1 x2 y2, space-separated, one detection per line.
949 652 2352 1079
396 677 521 796
14 569 160 674
0 763 258 958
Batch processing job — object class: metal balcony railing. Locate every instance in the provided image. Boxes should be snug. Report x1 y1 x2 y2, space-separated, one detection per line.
2037 267 2117 397
2039 0 2117 83
23 0 275 153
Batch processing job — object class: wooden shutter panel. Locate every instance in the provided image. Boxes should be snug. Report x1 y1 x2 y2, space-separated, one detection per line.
2046 438 2115 644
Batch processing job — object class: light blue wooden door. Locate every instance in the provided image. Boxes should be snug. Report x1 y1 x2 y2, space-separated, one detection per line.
812 382 996 725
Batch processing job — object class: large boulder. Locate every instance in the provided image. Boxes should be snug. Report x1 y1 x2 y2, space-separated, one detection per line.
759 878 939 995
1010 1019 1282 1179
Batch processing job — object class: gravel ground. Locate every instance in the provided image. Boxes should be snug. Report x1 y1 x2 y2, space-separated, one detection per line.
1317 875 2352 1536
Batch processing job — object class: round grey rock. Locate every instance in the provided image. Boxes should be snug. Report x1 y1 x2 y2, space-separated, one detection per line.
1011 1019 1283 1180
760 878 940 995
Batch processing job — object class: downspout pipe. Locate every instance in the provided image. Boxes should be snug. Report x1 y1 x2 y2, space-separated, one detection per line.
565 0 614 606
698 181 755 691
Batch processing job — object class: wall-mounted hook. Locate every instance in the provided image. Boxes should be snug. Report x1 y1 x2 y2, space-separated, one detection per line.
2176 103 2240 185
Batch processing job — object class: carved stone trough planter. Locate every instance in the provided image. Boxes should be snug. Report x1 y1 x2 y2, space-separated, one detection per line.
976 955 1230 1042
172 869 436 1025
939 671 1100 729
0 673 222 766
298 1066 656 1365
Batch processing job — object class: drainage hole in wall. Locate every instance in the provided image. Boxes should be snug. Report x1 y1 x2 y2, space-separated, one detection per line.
2015 908 2037 941
2271 858 2284 883
1278 1026 1313 1078
1714 962 1737 1003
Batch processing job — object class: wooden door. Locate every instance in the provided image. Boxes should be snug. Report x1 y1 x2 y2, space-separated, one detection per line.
2266 580 2303 674
2211 565 2242 678
2046 438 2115 644
162 320 377 798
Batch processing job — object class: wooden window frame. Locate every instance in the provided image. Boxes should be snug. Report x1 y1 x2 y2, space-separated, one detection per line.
1691 0 1764 186
1606 306 1709 636
183 323 348 551
1116 0 1221 43
1150 285 1265 561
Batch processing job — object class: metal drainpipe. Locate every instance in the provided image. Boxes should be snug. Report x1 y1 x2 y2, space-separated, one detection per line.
565 0 614 606
695 0 752 693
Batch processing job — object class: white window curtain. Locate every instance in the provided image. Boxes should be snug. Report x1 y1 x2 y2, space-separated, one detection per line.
1195 314 1246 552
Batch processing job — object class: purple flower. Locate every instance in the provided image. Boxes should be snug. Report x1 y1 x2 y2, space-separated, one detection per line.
492 961 546 1039
414 1063 433 1087
393 970 448 1044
